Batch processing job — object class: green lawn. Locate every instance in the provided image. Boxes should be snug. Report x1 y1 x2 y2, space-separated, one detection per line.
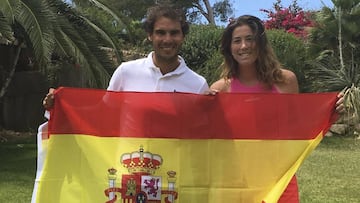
0 133 359 203
0 133 36 203
298 136 360 203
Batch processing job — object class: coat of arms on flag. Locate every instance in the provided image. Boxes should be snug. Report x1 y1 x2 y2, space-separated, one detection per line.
105 146 177 203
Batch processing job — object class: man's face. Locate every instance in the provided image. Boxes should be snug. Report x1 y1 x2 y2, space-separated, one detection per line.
148 17 185 63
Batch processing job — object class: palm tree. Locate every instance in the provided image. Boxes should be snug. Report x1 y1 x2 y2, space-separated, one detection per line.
0 0 123 101
307 0 360 89
306 0 360 136
308 1 360 64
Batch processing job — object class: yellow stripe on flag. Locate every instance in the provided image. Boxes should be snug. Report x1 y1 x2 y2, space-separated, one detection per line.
263 132 324 203
37 133 322 203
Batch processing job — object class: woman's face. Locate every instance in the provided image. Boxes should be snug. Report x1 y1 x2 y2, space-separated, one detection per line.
230 25 258 67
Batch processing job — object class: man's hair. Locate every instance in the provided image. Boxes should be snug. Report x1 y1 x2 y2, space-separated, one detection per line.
143 4 189 36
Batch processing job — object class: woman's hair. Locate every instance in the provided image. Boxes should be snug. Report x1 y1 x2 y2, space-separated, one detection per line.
220 15 283 86
144 4 189 36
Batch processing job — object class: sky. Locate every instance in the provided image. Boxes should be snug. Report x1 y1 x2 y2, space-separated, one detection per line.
64 0 334 25
224 0 334 20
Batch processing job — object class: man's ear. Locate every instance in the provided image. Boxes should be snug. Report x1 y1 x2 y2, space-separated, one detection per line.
147 35 152 42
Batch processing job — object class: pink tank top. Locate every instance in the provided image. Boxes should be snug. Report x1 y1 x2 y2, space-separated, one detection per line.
230 78 279 93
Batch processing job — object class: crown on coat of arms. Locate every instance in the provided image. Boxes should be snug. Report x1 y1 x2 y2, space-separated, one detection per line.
120 145 163 175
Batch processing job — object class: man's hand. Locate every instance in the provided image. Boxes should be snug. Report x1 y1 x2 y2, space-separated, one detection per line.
43 88 55 110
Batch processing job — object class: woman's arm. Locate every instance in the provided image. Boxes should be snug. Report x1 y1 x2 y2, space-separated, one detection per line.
276 69 299 94
210 78 229 93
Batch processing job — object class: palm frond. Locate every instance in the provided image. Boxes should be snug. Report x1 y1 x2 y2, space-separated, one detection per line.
79 15 121 62
88 0 125 26
342 84 360 126
306 56 351 92
54 15 111 88
0 13 14 43
15 0 57 69
0 0 20 23
49 0 118 88
58 29 109 88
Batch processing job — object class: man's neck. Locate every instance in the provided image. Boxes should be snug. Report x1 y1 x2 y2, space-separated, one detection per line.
153 55 180 75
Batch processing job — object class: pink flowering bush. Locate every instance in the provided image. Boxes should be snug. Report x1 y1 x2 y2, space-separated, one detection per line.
261 0 314 39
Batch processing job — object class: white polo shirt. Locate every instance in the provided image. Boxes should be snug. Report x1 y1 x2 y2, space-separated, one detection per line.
107 52 209 94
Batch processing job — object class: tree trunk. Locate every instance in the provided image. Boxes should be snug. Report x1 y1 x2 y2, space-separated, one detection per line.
203 0 215 25
0 42 22 100
0 42 22 137
338 7 345 70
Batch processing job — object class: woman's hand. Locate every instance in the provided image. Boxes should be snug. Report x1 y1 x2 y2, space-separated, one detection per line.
335 92 345 113
204 89 219 96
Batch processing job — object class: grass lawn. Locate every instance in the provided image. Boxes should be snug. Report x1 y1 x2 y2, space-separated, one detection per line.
298 136 360 203
0 131 359 203
0 131 36 203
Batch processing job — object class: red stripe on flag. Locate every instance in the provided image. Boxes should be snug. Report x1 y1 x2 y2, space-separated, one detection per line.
49 87 338 140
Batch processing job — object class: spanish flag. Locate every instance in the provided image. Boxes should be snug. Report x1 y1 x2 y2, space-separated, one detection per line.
34 87 337 203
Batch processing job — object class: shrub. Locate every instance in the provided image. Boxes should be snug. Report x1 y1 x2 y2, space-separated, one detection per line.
180 25 224 84
266 29 309 92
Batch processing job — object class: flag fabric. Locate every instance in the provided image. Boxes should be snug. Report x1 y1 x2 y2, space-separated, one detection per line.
34 87 338 203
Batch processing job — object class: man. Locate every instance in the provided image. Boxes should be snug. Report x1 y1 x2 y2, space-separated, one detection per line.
107 4 208 93
32 4 208 202
43 4 208 109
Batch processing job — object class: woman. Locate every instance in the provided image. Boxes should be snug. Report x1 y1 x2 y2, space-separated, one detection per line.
211 15 298 94
211 13 346 202
211 15 300 202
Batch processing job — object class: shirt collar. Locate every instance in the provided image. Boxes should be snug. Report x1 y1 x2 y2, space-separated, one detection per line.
145 51 187 76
